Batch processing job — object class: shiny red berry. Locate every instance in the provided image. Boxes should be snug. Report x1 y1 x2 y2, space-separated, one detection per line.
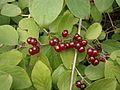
54 45 61 52
49 39 55 46
78 47 85 53
69 41 75 48
62 30 68 37
53 37 59 44
74 42 82 49
87 48 93 56
65 42 70 49
27 37 38 46
75 80 81 88
29 46 40 55
73 33 82 41
81 40 88 46
92 59 99 66
98 57 106 62
59 43 66 51
92 49 99 56
88 57 95 63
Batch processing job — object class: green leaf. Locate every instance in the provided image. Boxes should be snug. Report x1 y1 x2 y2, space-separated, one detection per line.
112 33 120 41
102 40 120 54
0 25 19 45
0 66 32 89
105 61 120 83
66 0 90 18
0 49 23 66
18 0 29 9
29 0 63 27
98 31 106 40
49 11 78 33
116 0 120 7
90 4 102 22
1 4 21 17
0 71 13 90
0 15 10 25
85 23 102 40
32 61 52 90
52 65 66 88
18 18 39 39
85 62 105 80
85 78 117 90
95 0 114 12
60 49 75 69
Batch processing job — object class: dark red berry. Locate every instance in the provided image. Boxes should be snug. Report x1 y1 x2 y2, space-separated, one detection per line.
62 30 68 37
81 40 88 46
92 49 99 56
49 39 55 46
98 57 106 62
78 47 85 53
75 80 81 88
65 42 70 49
80 83 86 90
29 46 40 55
59 43 66 51
27 37 38 46
92 59 99 66
54 45 61 52
53 37 59 44
69 41 75 48
74 42 82 49
87 48 93 56
73 33 82 41
88 57 95 63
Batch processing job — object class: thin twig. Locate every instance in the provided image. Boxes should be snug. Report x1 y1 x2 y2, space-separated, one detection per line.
76 68 90 85
69 19 82 90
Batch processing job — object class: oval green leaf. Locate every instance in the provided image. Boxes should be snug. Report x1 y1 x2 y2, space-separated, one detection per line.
29 0 63 27
1 4 21 17
85 23 102 40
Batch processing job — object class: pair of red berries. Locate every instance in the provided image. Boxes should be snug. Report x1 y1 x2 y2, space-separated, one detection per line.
27 37 40 55
49 30 88 53
76 80 86 90
87 48 109 66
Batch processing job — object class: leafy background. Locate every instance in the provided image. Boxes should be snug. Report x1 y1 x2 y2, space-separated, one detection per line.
0 0 120 90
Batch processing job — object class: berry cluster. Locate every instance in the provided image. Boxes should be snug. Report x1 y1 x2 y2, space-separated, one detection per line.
27 37 40 55
87 48 109 66
75 80 86 90
49 30 88 53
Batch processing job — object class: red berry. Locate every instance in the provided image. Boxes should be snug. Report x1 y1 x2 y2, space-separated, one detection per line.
98 57 106 62
54 45 61 52
80 83 86 90
87 48 93 56
65 42 70 49
49 39 55 46
62 30 68 37
69 41 75 48
59 43 66 51
92 59 99 66
74 42 82 49
81 40 88 46
88 57 95 63
53 37 59 44
92 49 99 56
29 46 40 55
75 80 81 88
27 37 38 46
73 33 82 41
78 47 85 53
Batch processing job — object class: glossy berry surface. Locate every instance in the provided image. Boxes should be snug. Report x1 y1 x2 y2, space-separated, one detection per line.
81 40 88 46
88 57 95 63
78 47 85 53
87 48 93 56
92 49 99 56
49 39 55 46
69 41 75 48
65 42 70 49
59 43 66 51
27 37 38 46
54 45 61 52
92 59 99 66
73 33 82 41
98 57 105 62
62 30 68 37
29 46 40 55
74 42 82 49
75 80 81 88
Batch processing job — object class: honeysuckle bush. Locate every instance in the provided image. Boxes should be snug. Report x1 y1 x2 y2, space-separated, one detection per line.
0 0 120 90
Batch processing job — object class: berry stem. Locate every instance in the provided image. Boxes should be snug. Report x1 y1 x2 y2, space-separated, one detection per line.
76 68 90 85
69 18 82 90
